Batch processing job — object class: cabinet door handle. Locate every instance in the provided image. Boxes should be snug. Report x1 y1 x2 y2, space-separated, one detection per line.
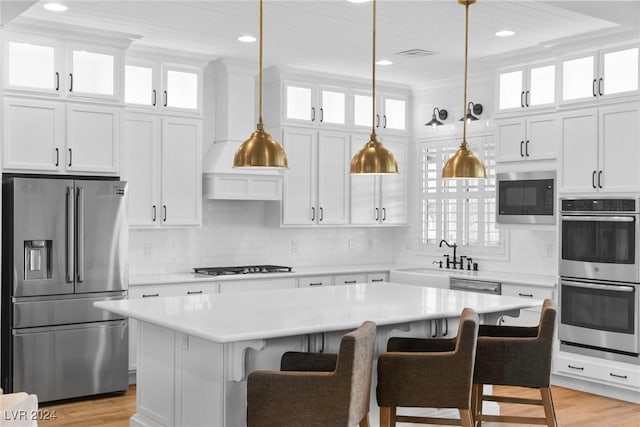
598 170 603 189
55 148 59 166
164 90 168 107
568 364 584 371
376 114 380 128
152 205 157 222
187 290 203 295
431 319 439 338
142 293 159 298
152 89 157 106
609 373 628 379
442 318 449 336
69 73 73 92
311 107 316 122
382 207 387 221
592 79 598 97
520 91 525 108
163 205 167 222
319 108 323 122
55 72 60 91
319 207 324 221
375 207 380 221
311 206 316 221
525 140 530 157
598 78 604 96
309 282 323 286
520 140 524 157
371 278 384 282
592 170 597 189
525 90 530 107
383 115 387 128
518 292 533 297
344 280 357 284
68 148 72 167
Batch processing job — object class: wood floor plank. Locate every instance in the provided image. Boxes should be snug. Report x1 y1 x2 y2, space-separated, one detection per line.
36 385 639 426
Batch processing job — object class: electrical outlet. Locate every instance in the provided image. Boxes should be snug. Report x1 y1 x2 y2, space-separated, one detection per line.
348 239 356 249
545 243 554 258
290 240 298 253
144 243 152 257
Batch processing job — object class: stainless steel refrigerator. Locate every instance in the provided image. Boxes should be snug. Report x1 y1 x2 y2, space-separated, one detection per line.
1 176 129 402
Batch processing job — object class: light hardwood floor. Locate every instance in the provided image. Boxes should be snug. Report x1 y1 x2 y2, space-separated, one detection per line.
37 385 639 427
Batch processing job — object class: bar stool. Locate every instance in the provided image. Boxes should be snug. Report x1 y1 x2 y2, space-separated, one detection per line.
246 321 377 427
472 299 558 427
376 308 479 427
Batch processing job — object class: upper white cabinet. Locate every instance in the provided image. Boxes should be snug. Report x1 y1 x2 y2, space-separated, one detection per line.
3 97 120 175
560 102 640 194
352 90 408 134
5 33 123 102
497 61 556 113
123 113 202 227
560 44 639 106
350 136 407 225
281 128 350 226
125 58 202 115
496 114 558 162
282 82 347 128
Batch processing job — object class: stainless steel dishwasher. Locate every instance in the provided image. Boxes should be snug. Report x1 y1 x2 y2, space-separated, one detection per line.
449 278 501 295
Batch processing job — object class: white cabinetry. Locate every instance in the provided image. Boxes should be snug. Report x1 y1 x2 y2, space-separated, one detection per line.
334 273 367 286
3 98 120 174
352 90 408 134
281 128 350 226
123 113 202 227
367 272 388 283
282 81 347 128
499 283 554 327
5 33 123 102
350 137 407 225
497 62 556 113
560 103 640 194
125 58 202 114
496 114 558 162
555 352 640 391
560 44 639 106
298 276 333 287
218 278 297 293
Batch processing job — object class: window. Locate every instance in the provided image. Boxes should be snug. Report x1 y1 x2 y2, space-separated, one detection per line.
421 136 504 254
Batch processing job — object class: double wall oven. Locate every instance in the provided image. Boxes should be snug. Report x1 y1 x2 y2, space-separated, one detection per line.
559 197 639 363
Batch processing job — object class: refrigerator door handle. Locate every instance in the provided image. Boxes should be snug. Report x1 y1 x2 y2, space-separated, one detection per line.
66 186 75 283
76 186 84 283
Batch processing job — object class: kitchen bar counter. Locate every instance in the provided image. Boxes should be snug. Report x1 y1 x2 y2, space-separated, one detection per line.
95 283 541 426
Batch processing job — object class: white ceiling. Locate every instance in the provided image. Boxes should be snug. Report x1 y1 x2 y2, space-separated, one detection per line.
12 0 640 89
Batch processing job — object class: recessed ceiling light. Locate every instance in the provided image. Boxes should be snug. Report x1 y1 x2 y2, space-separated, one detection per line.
347 0 371 3
495 30 515 37
238 35 257 43
376 60 393 66
43 2 68 12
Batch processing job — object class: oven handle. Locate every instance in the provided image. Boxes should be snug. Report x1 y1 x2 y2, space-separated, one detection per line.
561 280 635 293
561 215 635 223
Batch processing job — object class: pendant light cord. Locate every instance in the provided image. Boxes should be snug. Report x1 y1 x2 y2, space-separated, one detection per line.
461 1 470 149
371 0 376 140
258 0 264 129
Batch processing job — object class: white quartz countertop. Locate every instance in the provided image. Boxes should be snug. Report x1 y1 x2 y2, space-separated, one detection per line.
95 282 541 343
390 267 556 288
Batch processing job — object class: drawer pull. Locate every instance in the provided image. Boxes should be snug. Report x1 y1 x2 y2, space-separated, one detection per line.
309 282 323 286
344 280 357 284
142 293 159 298
567 364 584 371
518 293 534 297
187 290 203 295
609 373 628 379
371 279 384 282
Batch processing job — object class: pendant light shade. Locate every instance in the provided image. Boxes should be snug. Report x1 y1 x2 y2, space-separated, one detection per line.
442 0 486 179
350 0 398 175
233 0 288 169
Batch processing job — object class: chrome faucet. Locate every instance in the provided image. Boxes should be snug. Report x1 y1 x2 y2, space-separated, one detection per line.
439 239 461 269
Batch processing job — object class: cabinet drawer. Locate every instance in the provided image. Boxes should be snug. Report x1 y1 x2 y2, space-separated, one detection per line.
501 283 553 301
298 276 333 287
334 274 367 285
219 278 296 293
129 283 218 299
367 272 388 283
556 354 640 389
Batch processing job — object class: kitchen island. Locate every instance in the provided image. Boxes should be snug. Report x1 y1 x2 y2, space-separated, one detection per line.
95 282 542 427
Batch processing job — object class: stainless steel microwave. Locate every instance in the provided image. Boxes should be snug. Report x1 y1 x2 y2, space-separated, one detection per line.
496 171 556 224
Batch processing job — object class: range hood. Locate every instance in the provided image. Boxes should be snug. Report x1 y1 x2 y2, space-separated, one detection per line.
202 59 283 200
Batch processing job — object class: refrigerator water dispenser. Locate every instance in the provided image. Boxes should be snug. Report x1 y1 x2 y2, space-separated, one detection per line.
24 240 52 280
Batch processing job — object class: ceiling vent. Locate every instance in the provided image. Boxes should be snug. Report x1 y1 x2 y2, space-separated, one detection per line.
395 49 437 57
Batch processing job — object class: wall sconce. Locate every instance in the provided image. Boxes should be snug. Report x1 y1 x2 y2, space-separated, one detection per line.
425 107 448 129
458 102 483 123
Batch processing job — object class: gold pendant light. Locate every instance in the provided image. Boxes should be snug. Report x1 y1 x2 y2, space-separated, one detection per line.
234 0 288 169
442 0 486 179
350 0 398 175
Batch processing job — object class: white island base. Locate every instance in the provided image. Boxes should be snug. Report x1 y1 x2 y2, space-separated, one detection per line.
94 283 540 427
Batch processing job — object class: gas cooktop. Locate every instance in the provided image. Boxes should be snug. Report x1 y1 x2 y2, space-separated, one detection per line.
193 265 293 276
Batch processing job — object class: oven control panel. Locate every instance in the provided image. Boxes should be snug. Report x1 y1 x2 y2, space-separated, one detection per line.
561 198 638 212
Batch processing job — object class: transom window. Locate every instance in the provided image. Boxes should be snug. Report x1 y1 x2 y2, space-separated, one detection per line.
420 136 504 254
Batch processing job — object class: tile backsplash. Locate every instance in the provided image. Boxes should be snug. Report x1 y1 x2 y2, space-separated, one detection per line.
129 200 401 275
